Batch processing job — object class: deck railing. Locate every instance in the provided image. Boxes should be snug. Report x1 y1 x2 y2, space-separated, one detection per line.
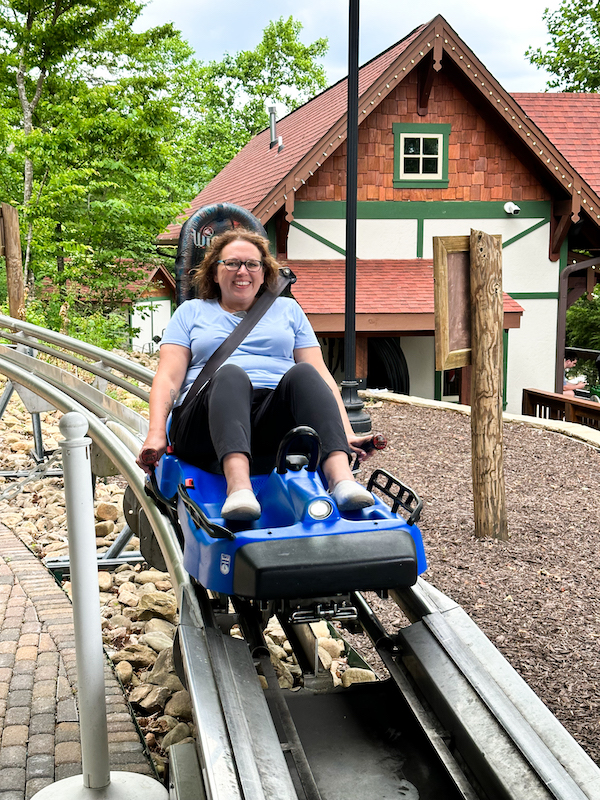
522 388 600 430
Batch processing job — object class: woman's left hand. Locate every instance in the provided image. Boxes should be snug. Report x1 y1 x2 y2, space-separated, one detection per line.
348 434 376 463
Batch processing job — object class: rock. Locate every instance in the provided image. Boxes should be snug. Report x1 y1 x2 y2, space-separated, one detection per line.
108 614 131 630
96 502 118 521
98 572 113 592
317 646 332 670
155 580 172 592
118 588 139 608
137 591 178 623
114 570 136 586
151 716 179 734
318 637 345 659
139 631 173 653
264 618 287 646
309 621 330 638
341 668 376 688
161 722 191 751
146 647 184 692
111 643 157 668
115 661 133 685
267 643 287 662
128 684 153 705
144 618 176 639
270 653 294 689
95 520 115 537
258 675 268 690
164 690 192 720
135 569 170 585
138 686 171 714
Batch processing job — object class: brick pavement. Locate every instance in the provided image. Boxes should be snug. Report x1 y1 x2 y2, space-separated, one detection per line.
0 525 154 799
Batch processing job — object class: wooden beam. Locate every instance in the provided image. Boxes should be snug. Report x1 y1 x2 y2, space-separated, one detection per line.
470 229 507 540
1 203 25 321
417 55 436 116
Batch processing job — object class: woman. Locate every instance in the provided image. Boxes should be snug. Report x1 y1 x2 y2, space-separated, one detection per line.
137 228 375 521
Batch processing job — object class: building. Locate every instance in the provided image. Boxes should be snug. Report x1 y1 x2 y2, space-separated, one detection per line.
159 15 600 413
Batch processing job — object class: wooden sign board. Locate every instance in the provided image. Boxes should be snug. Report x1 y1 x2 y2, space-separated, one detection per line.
433 234 501 371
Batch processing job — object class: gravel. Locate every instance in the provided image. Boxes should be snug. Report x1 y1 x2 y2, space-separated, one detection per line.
351 398 600 765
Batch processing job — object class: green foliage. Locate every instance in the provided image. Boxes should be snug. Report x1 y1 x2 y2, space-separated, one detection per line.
180 17 329 189
0 5 328 334
526 0 600 90
566 286 600 350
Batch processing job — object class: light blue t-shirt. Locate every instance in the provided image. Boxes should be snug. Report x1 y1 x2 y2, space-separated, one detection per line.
161 296 319 404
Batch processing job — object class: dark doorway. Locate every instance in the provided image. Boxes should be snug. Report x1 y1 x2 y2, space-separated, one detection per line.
367 338 410 394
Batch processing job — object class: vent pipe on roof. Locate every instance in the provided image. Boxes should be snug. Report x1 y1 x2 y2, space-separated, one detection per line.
269 105 284 153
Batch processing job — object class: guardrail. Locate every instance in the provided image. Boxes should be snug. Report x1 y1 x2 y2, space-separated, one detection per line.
522 388 600 430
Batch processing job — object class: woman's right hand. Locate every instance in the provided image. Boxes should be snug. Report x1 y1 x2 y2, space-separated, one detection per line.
136 431 168 474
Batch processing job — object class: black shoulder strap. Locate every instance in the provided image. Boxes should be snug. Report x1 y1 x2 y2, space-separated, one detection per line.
178 267 296 412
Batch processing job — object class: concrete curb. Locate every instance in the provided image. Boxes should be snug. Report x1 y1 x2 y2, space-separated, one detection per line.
361 389 600 450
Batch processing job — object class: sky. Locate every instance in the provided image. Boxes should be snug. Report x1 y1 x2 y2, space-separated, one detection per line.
137 0 560 94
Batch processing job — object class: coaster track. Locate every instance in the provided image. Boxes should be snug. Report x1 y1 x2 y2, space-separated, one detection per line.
0 314 598 800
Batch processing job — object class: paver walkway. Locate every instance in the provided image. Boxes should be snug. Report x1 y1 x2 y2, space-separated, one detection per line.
0 524 154 799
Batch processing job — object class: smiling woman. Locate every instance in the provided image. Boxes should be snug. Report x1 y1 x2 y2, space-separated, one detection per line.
136 228 377 521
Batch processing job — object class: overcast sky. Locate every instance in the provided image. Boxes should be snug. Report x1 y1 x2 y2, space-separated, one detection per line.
137 0 560 94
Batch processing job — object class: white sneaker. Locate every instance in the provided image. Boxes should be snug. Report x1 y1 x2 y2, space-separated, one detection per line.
221 489 261 521
330 480 374 511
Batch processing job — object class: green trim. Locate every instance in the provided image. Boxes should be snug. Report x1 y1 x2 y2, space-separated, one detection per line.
416 217 424 259
502 217 549 249
393 123 451 188
503 329 508 410
289 220 346 256
265 219 276 255
509 292 559 300
294 200 551 220
434 370 442 402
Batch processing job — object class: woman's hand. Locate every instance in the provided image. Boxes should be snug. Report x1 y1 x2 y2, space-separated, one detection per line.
348 433 377 463
136 431 168 474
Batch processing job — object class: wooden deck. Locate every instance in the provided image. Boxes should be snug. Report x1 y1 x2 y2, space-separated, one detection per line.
522 388 600 430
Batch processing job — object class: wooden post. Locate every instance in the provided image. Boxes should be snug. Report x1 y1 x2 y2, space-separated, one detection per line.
470 229 507 540
1 203 25 320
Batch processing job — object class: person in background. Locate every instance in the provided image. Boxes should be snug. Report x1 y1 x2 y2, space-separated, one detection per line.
136 228 375 521
563 350 587 397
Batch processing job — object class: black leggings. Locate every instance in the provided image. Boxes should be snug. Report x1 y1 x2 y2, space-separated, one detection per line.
171 362 351 472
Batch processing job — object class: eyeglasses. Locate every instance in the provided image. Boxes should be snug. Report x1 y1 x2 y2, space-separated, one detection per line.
218 259 263 272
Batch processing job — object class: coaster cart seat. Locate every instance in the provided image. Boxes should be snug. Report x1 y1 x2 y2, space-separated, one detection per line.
142 426 427 602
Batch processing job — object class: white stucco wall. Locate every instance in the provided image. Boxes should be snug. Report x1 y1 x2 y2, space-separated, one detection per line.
288 219 418 259
505 298 558 413
287 211 559 414
401 336 435 399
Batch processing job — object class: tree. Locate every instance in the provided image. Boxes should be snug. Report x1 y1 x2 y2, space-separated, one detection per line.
0 7 328 333
183 17 329 189
526 0 600 90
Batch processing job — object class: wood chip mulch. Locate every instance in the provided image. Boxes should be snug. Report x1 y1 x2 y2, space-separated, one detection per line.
353 399 600 765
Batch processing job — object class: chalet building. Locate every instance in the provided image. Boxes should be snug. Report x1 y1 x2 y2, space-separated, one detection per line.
159 15 600 414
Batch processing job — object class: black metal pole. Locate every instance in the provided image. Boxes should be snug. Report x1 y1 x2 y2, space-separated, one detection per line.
342 0 371 432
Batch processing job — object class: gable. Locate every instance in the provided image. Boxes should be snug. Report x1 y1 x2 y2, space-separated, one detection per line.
296 70 550 205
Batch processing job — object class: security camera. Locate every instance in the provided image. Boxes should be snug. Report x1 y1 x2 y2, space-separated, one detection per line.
504 202 521 216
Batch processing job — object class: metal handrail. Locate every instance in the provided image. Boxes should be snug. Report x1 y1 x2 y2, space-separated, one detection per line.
0 313 155 387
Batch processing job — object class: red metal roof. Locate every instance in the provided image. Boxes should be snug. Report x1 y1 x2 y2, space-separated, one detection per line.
514 93 600 195
160 24 427 242
284 259 523 316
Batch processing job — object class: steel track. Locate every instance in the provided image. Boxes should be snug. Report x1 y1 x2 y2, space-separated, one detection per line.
0 320 599 800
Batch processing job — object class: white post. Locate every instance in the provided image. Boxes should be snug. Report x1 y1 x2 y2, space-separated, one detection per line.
32 412 168 799
60 412 111 787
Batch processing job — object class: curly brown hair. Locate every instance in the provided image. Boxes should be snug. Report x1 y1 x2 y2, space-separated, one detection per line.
191 229 279 300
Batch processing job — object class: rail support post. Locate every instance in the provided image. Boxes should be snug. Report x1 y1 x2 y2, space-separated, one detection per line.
32 412 168 799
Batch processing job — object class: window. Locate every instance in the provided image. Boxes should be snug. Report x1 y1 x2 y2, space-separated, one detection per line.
393 123 450 188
